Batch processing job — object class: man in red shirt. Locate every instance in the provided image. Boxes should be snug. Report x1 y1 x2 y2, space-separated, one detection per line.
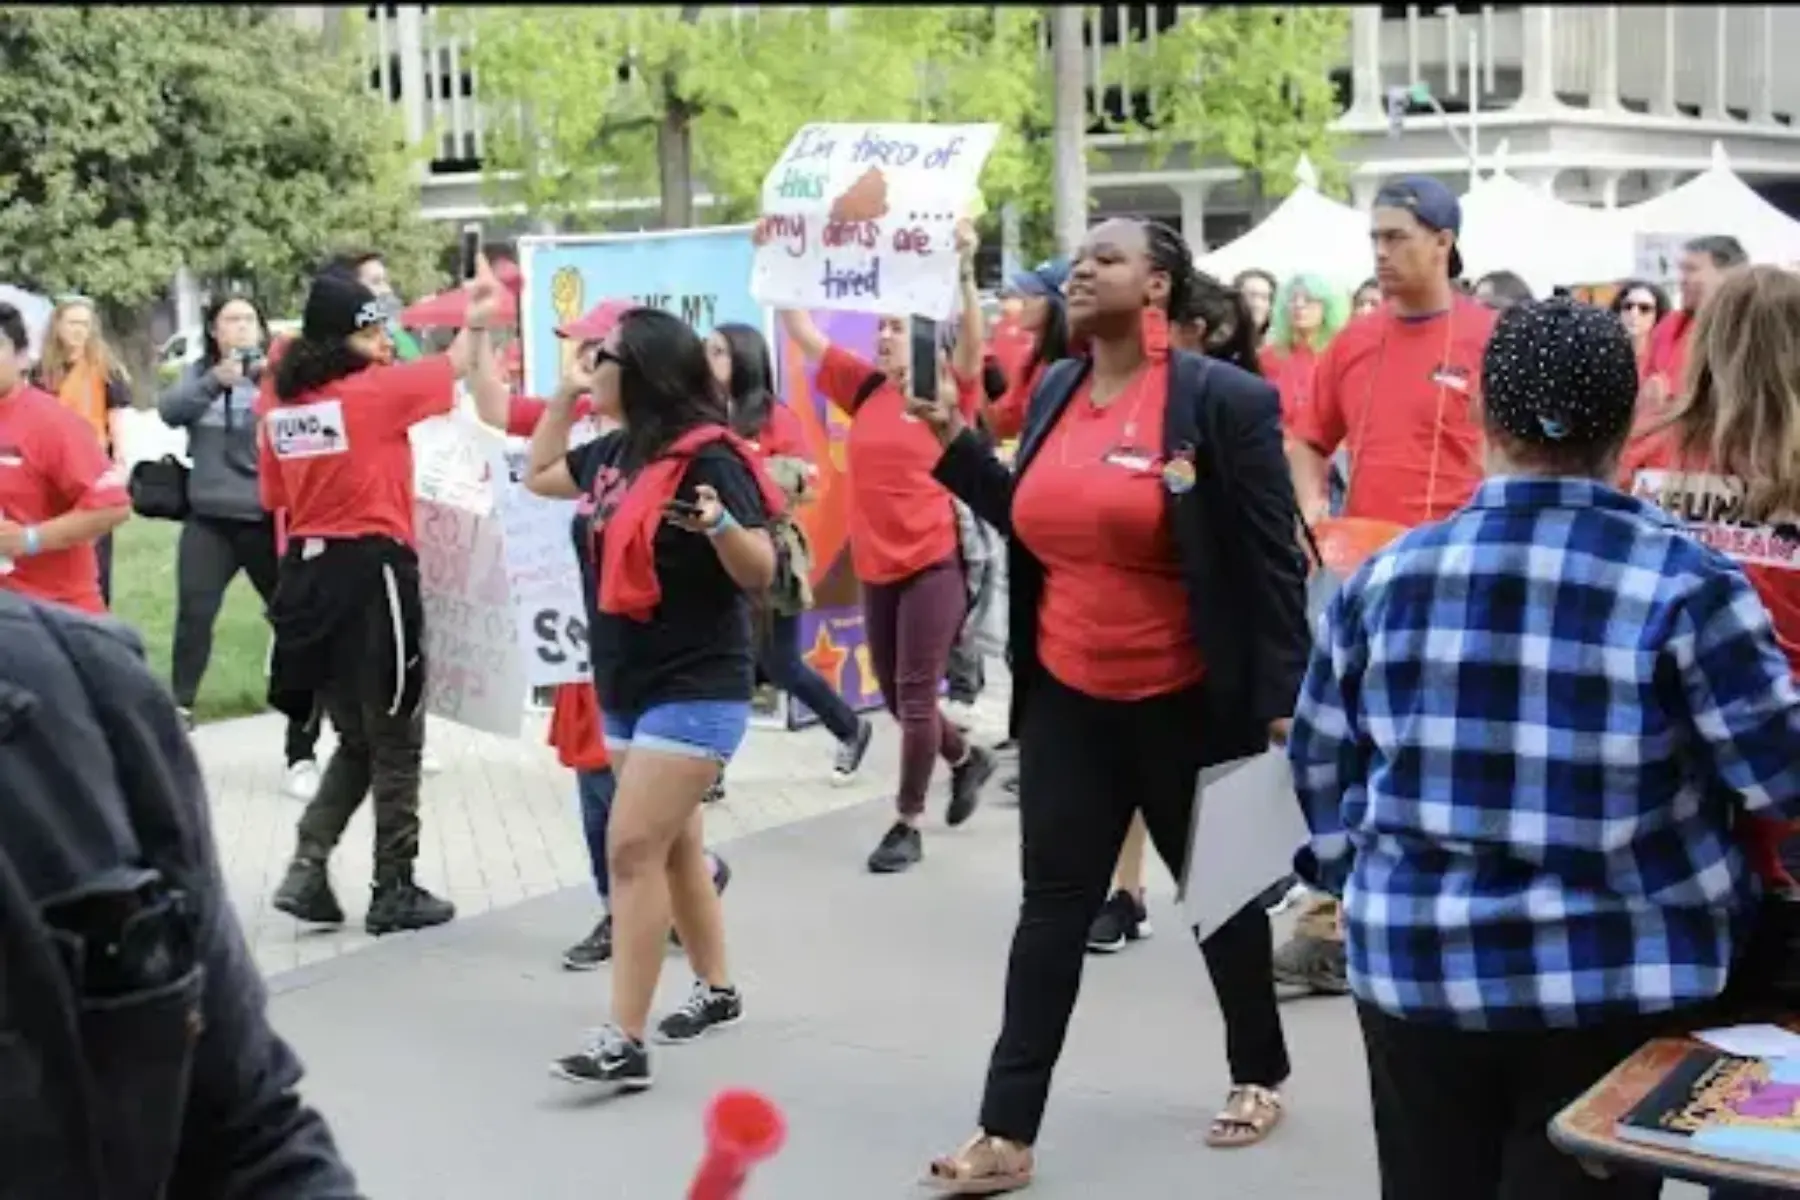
0 303 131 614
1634 234 1747 422
1280 177 1498 995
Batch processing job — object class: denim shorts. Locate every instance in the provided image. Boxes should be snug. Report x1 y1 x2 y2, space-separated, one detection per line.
602 700 750 764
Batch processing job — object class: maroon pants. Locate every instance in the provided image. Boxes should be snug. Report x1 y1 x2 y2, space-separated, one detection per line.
862 557 969 817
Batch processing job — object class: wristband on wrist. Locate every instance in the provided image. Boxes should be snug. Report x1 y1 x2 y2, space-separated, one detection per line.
705 508 736 538
23 525 41 556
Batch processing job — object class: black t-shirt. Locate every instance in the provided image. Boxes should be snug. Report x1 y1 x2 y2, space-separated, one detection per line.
566 431 770 714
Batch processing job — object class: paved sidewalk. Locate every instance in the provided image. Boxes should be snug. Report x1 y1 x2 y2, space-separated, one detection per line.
204 691 1013 977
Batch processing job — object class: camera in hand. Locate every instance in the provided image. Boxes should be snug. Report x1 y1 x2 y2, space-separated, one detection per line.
235 346 266 381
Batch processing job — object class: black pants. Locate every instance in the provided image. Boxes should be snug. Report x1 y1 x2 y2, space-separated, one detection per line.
758 612 860 742
979 671 1289 1145
171 515 319 765
1357 1002 1687 1200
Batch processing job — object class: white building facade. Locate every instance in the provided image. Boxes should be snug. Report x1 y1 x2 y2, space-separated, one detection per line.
300 4 1800 248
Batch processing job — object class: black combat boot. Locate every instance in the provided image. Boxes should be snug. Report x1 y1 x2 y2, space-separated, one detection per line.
364 867 456 936
272 857 346 926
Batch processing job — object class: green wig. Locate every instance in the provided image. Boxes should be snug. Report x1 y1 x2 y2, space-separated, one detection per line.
1266 273 1350 354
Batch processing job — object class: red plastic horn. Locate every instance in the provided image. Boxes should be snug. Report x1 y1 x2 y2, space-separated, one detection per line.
687 1089 787 1200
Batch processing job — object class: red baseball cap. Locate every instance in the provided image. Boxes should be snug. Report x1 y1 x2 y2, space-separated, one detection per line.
556 300 631 342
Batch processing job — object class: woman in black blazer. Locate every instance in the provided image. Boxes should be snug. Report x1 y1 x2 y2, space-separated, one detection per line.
913 218 1310 1192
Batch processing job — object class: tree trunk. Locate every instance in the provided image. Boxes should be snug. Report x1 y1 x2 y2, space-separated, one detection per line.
657 98 696 230
1050 5 1088 258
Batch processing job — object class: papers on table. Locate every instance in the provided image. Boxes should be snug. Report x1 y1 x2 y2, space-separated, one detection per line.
1695 1024 1800 1061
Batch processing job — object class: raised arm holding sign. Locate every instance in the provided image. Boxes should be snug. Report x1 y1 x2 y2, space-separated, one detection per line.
750 123 998 320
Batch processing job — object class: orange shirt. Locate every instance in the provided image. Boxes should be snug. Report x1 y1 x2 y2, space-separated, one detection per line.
1259 343 1320 431
1290 296 1496 529
1012 362 1203 701
814 346 979 585
257 356 456 545
0 384 129 614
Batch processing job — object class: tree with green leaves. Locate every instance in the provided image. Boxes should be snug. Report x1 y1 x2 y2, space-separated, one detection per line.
0 5 444 375
464 6 1048 233
1117 7 1352 213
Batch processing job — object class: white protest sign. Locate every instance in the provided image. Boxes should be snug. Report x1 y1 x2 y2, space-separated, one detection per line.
1629 469 1800 571
412 421 526 736
1632 232 1699 297
750 122 999 320
1181 749 1312 939
412 415 500 516
498 446 591 687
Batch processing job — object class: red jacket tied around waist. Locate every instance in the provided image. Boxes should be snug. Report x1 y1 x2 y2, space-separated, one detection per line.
599 424 789 621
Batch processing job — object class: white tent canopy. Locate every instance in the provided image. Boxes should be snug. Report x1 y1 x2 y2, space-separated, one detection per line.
1617 142 1800 269
1195 156 1372 290
1458 147 1636 294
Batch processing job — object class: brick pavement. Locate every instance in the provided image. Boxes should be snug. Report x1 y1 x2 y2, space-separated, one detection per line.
204 688 1015 978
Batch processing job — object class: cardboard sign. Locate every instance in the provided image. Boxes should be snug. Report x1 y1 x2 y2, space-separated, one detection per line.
497 447 591 687
750 122 999 320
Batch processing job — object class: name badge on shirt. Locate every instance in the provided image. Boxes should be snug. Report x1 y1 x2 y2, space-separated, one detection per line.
1430 364 1472 393
267 399 349 459
1102 446 1160 474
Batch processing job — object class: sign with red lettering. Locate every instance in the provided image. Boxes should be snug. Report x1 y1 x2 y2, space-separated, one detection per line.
1631 469 1800 570
751 122 998 320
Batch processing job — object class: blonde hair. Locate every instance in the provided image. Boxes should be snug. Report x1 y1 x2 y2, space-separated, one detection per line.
37 298 121 391
1675 265 1800 522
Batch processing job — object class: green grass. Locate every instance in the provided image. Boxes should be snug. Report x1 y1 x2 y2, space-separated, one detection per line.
111 519 272 722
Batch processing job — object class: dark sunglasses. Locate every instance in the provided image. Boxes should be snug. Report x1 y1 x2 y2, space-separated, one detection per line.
1619 300 1656 314
581 344 621 370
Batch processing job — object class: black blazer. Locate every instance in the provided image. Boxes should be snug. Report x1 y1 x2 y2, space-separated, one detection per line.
933 349 1311 764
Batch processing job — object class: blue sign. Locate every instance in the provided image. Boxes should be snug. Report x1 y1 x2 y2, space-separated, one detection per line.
518 227 764 398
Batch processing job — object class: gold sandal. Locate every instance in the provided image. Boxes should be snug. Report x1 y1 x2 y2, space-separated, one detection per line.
924 1132 1035 1195
1205 1084 1284 1149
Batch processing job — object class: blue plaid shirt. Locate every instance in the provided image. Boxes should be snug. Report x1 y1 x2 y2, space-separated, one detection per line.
1289 477 1800 1031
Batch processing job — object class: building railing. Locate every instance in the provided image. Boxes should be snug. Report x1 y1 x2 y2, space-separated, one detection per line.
351 4 1797 183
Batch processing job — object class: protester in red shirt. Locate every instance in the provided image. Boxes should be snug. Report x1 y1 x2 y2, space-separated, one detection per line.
264 263 502 939
767 220 998 875
707 321 875 778
1288 177 1497 530
470 299 732 972
1278 177 1498 998
0 304 130 615
982 259 1070 440
1610 278 1669 383
911 218 1307 1190
1617 265 1800 908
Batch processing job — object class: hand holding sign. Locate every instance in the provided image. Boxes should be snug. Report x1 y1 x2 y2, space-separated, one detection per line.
750 123 999 321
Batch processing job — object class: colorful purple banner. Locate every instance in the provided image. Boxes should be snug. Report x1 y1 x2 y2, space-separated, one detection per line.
776 310 884 729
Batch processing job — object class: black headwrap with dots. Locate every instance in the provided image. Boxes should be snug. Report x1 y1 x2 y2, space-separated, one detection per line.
1480 297 1640 448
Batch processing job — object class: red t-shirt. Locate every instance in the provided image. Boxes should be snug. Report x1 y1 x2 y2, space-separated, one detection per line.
1620 435 1800 884
547 681 610 771
1644 310 1694 407
1012 362 1203 701
1291 297 1496 528
505 394 596 437
1259 343 1319 432
814 346 979 585
986 359 1043 442
749 402 809 462
0 384 129 614
258 356 457 545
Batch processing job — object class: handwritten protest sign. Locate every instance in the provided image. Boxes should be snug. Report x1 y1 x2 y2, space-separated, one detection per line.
498 448 591 687
750 122 999 320
412 421 526 736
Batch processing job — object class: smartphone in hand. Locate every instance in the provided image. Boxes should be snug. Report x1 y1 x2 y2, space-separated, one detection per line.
663 499 706 520
459 223 482 282
910 316 939 405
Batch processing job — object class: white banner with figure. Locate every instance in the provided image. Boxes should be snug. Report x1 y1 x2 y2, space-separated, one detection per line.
412 418 527 736
750 122 998 320
498 446 591 687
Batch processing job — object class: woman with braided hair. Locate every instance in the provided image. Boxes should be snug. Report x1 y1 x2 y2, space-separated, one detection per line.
910 218 1306 1191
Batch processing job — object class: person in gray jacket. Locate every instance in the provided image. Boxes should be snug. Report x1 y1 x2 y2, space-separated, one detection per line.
0 590 360 1199
158 295 322 799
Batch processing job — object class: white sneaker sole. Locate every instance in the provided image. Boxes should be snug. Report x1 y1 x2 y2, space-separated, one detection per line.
549 1063 653 1091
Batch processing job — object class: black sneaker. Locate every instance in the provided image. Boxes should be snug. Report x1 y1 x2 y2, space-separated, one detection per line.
364 876 456 936
832 718 874 785
702 780 725 805
946 745 996 827
551 1024 652 1091
653 981 744 1045
563 916 612 970
272 858 345 925
867 821 922 874
670 853 732 949
1086 890 1152 954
